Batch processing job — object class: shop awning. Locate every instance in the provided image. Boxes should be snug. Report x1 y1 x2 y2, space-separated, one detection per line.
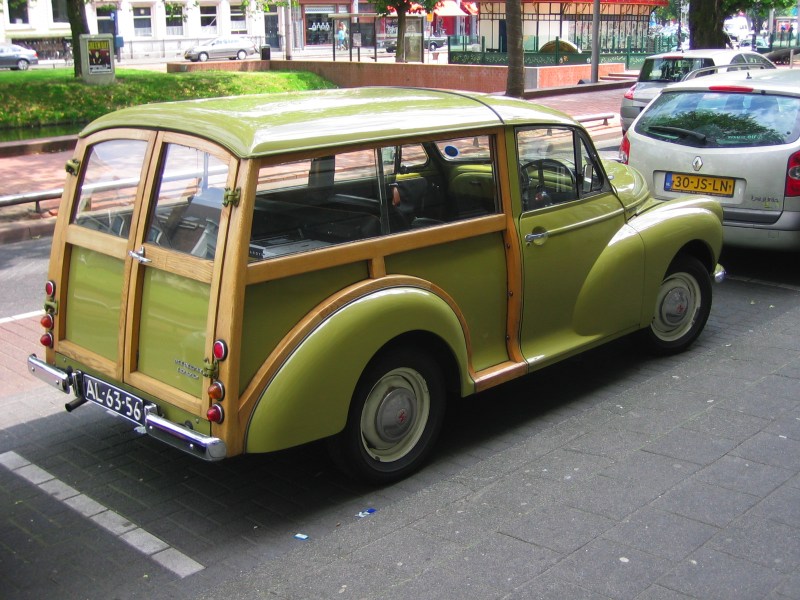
462 2 478 15
434 1 468 17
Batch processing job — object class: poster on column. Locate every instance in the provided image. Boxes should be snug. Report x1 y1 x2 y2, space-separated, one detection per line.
88 38 113 74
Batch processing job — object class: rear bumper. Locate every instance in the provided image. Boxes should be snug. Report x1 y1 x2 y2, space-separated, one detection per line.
27 354 227 462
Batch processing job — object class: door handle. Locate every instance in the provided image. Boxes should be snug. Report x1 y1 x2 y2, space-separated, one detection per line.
128 246 152 264
525 228 549 246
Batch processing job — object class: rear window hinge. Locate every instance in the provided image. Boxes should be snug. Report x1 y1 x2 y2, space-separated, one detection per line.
65 158 81 176
223 187 241 208
44 299 58 314
202 358 219 379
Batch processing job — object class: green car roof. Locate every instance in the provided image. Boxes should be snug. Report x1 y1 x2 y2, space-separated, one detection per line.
80 86 577 158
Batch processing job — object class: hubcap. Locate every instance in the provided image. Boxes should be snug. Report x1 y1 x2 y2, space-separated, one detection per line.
652 272 700 342
360 368 430 463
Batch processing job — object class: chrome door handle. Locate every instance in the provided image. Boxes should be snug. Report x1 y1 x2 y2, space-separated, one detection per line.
525 229 549 246
128 246 152 264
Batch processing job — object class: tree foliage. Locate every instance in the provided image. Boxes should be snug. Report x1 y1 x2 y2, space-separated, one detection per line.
372 0 440 62
689 0 796 49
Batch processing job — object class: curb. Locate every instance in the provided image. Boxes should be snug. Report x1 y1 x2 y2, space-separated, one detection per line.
0 216 57 245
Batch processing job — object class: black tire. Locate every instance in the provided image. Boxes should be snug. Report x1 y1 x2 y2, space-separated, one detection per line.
198 52 209 62
640 255 712 355
15 59 29 71
328 346 446 484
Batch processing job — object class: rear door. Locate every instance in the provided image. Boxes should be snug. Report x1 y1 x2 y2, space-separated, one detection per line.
54 130 237 417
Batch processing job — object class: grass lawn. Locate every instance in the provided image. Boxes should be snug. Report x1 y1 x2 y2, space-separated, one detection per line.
0 68 336 130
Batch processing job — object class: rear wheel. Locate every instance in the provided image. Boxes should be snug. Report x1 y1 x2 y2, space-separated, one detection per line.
237 50 247 60
15 59 29 71
640 255 712 355
329 346 446 484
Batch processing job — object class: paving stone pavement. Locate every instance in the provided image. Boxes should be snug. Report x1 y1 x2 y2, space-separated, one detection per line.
0 276 797 599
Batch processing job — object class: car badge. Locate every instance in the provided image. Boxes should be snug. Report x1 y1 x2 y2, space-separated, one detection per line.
692 156 703 172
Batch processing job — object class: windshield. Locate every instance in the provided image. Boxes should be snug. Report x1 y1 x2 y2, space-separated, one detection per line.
639 58 713 83
635 90 800 148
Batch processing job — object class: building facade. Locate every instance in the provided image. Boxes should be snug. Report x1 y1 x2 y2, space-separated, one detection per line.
2 0 663 60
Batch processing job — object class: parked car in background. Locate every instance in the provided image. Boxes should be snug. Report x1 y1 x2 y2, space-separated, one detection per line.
27 87 724 484
620 49 775 132
737 36 769 51
620 68 800 251
384 33 448 53
0 43 39 71
184 36 257 62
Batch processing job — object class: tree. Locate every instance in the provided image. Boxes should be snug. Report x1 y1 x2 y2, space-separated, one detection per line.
689 0 795 49
66 0 90 77
372 0 440 62
505 0 524 97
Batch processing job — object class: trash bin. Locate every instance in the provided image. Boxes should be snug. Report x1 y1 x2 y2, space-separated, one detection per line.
260 45 271 60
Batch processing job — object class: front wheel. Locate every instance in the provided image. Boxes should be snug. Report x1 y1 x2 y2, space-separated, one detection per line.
328 347 446 484
198 52 209 62
640 255 712 355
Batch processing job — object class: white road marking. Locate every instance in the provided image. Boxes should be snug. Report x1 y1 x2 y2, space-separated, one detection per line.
0 450 204 578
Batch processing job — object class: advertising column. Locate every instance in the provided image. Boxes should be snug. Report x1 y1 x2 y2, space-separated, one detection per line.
80 34 116 85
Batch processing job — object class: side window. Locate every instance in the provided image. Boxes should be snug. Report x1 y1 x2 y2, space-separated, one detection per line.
147 143 229 259
72 139 149 237
578 134 605 195
517 127 579 210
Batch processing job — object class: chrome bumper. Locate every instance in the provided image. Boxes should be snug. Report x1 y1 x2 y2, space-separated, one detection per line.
714 264 726 284
27 354 227 462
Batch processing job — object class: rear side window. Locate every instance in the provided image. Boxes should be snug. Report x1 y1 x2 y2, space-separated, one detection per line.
635 90 800 148
639 58 712 83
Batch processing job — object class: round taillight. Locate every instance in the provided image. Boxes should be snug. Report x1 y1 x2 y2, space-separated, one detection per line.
207 403 224 424
208 381 225 401
213 340 228 361
44 280 56 297
40 332 54 348
40 313 54 329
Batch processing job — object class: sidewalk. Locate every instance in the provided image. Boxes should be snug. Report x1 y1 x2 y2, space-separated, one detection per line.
0 86 626 245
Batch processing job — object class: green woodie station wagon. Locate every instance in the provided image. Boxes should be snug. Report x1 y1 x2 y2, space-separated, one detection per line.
28 87 725 483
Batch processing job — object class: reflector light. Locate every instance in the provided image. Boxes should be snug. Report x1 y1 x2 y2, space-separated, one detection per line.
40 332 53 348
624 83 636 100
708 86 753 93
208 381 225 401
619 134 631 165
40 313 54 329
787 151 800 197
207 403 224 424
44 280 55 297
213 340 228 361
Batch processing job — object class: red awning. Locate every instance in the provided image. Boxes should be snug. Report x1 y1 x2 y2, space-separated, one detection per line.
434 1 468 17
462 2 478 15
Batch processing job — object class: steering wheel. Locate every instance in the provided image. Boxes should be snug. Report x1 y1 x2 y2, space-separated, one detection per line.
520 158 577 210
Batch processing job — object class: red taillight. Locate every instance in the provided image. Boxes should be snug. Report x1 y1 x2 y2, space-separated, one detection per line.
787 151 800 197
708 85 753 93
208 381 225 401
212 340 228 361
619 134 631 165
40 332 53 348
40 313 54 329
44 280 55 297
207 403 224 424
624 83 636 100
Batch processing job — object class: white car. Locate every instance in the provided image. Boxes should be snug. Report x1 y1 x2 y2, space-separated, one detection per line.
184 36 257 62
620 49 775 132
620 68 800 251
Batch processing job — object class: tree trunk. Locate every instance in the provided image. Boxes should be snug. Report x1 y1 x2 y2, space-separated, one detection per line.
395 10 407 63
505 0 524 97
66 0 90 77
688 0 728 49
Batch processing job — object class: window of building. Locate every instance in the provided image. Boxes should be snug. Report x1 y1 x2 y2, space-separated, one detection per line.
200 5 218 35
51 0 68 23
230 6 247 34
8 0 30 24
133 6 153 37
166 4 184 36
97 6 117 35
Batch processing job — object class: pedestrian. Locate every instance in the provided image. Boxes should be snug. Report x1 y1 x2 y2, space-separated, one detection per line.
337 23 348 50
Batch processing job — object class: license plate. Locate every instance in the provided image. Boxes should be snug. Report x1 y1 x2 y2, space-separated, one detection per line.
82 374 151 424
664 172 735 198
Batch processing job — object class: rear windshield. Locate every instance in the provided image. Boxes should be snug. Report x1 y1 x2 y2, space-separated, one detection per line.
639 58 713 83
634 90 800 148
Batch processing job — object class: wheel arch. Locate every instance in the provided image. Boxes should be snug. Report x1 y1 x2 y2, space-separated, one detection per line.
243 285 471 454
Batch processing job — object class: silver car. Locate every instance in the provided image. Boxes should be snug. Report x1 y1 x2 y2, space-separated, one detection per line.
620 49 775 132
0 43 39 71
620 68 800 251
184 36 257 62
